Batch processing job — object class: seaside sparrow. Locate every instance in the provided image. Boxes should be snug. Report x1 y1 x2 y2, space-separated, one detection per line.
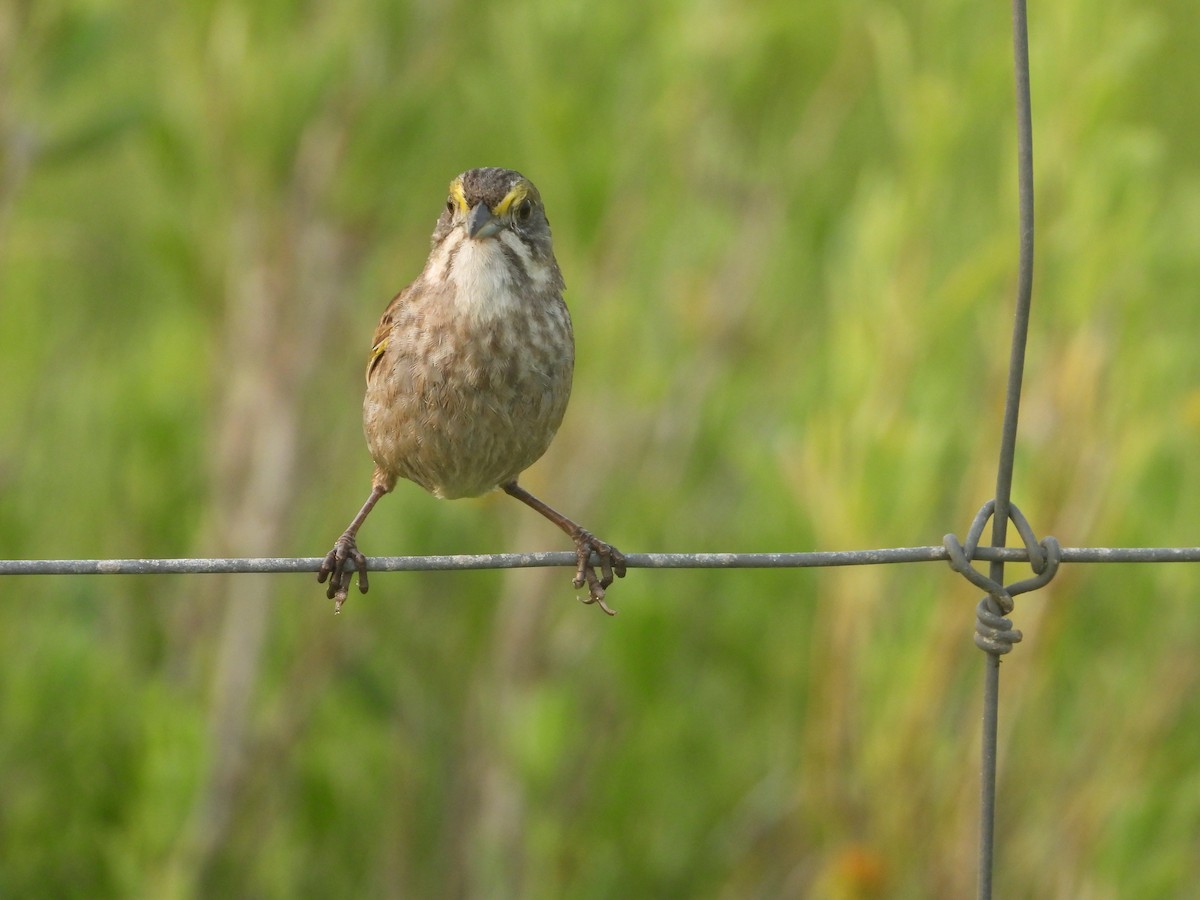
318 167 626 614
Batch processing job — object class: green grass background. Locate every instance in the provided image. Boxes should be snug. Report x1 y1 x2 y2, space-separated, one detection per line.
3 0 1200 896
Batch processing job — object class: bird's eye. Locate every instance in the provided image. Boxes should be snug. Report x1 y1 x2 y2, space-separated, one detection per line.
445 197 455 215
516 199 533 222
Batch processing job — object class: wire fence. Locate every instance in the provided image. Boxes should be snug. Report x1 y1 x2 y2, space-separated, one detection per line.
0 1 1190 896
5 544 1200 577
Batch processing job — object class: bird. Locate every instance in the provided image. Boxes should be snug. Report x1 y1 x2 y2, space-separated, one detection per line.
318 167 626 614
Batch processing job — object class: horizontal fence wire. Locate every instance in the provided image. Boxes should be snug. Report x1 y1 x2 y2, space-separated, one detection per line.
4 546 1200 576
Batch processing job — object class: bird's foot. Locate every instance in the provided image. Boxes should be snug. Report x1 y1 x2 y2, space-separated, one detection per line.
317 533 369 614
571 530 627 616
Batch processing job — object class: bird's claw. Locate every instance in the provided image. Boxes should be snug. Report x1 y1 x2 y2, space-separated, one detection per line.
317 534 369 613
572 530 627 616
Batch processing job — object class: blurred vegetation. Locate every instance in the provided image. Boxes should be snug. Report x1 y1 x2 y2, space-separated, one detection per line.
2 0 1200 896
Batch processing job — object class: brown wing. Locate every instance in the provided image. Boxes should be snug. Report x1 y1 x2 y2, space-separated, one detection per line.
365 286 411 383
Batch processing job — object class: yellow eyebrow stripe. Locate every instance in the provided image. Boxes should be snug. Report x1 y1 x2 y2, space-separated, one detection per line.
448 179 468 213
492 182 530 216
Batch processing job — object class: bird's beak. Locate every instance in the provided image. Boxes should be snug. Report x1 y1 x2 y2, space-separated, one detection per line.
466 202 502 240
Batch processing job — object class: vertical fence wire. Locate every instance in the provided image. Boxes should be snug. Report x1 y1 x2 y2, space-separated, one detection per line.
978 0 1036 897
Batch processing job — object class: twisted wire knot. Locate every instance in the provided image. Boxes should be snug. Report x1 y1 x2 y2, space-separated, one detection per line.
944 500 1061 656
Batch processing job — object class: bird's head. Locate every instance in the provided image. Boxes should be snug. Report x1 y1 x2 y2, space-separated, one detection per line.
440 167 550 245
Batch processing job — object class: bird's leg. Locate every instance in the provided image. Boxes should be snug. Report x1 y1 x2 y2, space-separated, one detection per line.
318 483 387 613
501 481 627 615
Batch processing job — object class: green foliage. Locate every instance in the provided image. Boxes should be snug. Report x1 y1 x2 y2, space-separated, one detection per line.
2 0 1200 896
